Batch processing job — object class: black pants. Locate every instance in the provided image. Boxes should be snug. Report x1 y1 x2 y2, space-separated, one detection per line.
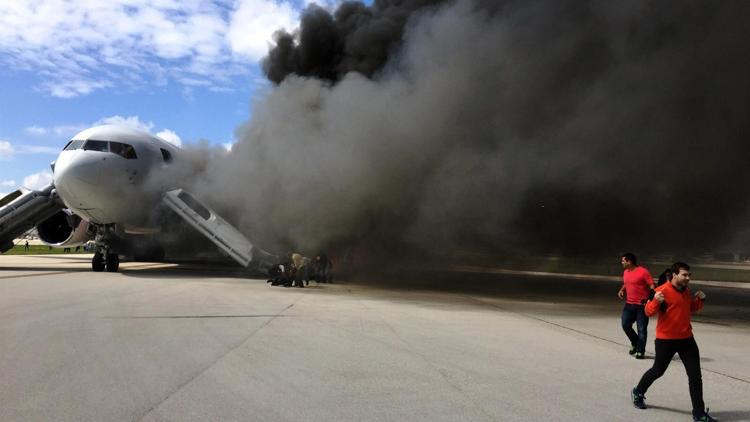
621 303 648 353
636 337 704 418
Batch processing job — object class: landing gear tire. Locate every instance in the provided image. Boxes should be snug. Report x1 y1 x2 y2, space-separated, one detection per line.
92 253 105 272
105 253 120 272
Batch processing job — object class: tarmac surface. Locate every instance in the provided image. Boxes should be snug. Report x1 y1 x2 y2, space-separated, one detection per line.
1 255 749 421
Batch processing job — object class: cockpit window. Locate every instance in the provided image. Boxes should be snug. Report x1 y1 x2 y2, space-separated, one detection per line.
82 140 109 152
160 148 172 163
110 142 138 159
63 140 84 151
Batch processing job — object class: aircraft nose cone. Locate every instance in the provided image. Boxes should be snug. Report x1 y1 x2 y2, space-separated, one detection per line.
53 152 103 209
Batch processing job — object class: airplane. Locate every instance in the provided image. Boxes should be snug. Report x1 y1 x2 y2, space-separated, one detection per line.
0 125 277 272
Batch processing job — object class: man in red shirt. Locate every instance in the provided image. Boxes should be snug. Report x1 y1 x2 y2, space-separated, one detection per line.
631 262 716 422
617 253 654 359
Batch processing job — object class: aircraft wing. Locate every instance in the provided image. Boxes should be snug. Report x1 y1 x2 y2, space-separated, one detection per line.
162 189 277 270
0 184 64 252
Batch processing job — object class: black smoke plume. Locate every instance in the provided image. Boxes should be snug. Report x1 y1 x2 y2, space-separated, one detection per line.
263 0 448 84
192 0 750 262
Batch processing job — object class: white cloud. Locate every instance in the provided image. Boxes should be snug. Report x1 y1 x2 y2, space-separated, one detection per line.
156 129 182 147
22 115 183 147
22 170 53 190
0 140 14 159
21 124 88 138
96 116 182 147
96 115 154 132
96 115 183 146
24 126 48 136
42 79 113 99
0 1 302 97
54 124 89 137
0 180 15 188
16 145 60 154
228 0 298 60
303 0 340 10
182 86 196 102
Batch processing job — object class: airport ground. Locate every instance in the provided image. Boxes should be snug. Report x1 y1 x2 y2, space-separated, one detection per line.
0 255 749 421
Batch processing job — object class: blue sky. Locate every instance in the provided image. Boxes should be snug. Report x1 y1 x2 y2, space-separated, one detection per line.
0 0 346 195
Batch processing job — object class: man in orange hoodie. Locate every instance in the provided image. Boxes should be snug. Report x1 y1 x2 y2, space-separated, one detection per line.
631 262 716 421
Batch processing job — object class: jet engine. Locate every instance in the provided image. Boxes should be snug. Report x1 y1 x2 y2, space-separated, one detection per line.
37 210 91 247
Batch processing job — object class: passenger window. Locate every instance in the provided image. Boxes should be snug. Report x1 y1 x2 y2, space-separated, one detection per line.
160 148 172 163
82 140 109 152
110 142 138 159
64 140 84 151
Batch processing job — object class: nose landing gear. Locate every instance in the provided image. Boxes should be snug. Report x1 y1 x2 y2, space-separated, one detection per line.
92 252 105 272
105 252 119 272
92 251 119 272
90 223 120 273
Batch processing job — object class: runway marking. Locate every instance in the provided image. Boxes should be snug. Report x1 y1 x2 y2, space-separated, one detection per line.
0 271 75 280
466 296 750 385
25 255 92 260
121 263 178 270
0 262 176 280
102 314 293 319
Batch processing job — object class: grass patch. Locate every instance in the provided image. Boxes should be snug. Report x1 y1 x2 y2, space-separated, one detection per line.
2 245 90 255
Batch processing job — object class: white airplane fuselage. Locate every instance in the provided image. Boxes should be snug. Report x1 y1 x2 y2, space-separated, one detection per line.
1 124 271 271
53 125 179 232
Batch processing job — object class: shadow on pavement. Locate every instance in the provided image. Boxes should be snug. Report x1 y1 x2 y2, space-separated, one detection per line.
109 261 750 326
708 409 750 420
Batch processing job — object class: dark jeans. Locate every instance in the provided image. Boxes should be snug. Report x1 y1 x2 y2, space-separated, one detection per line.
621 303 648 353
636 337 704 418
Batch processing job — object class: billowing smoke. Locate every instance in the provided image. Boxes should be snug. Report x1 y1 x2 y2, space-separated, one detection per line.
190 0 750 261
263 0 448 84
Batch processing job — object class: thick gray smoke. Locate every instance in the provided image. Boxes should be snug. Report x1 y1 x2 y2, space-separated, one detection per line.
191 0 750 260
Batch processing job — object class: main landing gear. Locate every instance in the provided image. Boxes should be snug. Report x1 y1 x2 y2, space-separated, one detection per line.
92 251 119 272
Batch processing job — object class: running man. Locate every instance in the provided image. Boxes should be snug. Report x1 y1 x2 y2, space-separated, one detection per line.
618 253 654 359
631 262 716 421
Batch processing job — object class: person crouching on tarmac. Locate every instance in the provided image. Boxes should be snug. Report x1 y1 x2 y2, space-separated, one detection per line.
618 253 655 359
291 252 311 287
631 262 716 422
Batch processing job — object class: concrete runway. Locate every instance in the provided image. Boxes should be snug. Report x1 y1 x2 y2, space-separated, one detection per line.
1 255 749 421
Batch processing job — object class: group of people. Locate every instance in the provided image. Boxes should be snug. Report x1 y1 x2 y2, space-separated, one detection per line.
618 252 716 422
267 253 333 288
